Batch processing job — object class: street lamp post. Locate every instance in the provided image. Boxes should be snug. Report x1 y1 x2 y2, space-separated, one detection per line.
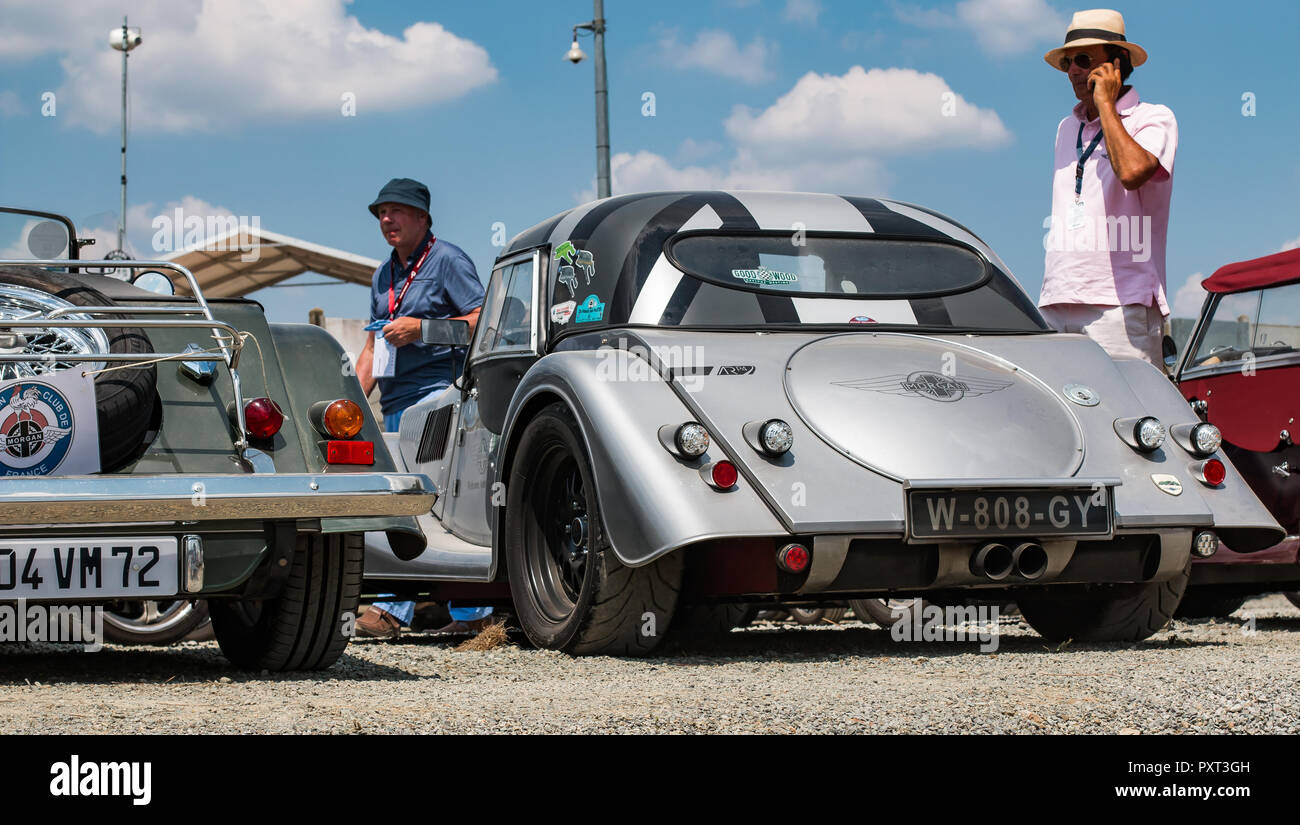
109 17 143 259
565 1 611 199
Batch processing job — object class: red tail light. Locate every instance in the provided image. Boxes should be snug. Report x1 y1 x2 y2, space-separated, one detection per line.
326 440 374 465
1195 458 1226 486
708 460 738 489
244 397 284 439
776 543 810 574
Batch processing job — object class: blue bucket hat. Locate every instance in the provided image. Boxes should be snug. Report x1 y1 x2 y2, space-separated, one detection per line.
368 177 430 219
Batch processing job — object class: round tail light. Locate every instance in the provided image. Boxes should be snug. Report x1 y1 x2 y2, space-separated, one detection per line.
776 543 810 574
1193 531 1220 558
699 459 738 490
244 397 284 440
1195 458 1226 486
674 422 710 457
314 399 364 438
1134 417 1166 451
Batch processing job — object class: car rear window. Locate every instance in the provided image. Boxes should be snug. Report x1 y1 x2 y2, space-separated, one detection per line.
667 233 988 298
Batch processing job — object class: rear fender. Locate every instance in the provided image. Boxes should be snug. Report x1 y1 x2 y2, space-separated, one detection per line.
494 350 787 569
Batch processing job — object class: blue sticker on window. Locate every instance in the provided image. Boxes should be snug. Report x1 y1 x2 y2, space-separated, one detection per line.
574 294 605 323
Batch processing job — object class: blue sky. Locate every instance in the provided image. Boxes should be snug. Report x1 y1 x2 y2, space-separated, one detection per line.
1 0 1297 323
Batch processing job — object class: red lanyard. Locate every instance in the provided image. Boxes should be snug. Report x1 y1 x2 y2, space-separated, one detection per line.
387 236 436 318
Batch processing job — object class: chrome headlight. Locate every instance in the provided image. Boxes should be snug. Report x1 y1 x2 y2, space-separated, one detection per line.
1133 417 1166 451
759 419 794 455
1192 423 1222 455
674 422 710 457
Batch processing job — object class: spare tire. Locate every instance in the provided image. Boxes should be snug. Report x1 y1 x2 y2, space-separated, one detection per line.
0 265 157 471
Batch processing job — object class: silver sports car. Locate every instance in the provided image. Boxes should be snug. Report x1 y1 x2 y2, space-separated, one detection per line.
367 190 1283 655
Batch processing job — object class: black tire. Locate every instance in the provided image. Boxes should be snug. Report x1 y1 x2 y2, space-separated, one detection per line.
504 403 682 656
0 265 156 470
1286 592 1300 611
1174 590 1247 619
850 598 927 628
102 599 210 646
669 602 751 640
1018 558 1191 642
210 532 362 671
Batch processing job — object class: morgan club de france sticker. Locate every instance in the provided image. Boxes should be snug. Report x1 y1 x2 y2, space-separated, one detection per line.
0 371 100 476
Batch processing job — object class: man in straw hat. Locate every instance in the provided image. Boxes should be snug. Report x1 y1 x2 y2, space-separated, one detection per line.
1038 9 1177 368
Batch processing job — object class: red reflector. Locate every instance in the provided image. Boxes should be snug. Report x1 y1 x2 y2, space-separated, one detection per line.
244 397 284 439
777 543 810 574
711 460 738 489
327 440 374 465
1202 458 1226 486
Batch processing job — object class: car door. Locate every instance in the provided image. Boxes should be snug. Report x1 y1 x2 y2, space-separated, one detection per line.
444 249 544 544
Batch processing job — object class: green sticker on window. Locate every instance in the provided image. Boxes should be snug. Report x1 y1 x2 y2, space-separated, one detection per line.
731 267 798 286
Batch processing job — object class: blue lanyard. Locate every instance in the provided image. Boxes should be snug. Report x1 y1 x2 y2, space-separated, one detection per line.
1075 122 1104 199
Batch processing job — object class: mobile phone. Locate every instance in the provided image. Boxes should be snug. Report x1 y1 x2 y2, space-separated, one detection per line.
364 319 388 331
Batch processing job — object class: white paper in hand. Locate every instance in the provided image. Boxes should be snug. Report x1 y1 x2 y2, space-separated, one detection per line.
372 336 396 378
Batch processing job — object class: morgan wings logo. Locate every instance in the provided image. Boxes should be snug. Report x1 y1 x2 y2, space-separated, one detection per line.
834 371 1013 402
0 383 75 474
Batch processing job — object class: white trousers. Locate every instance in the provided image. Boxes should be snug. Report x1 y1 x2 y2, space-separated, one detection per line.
1039 303 1165 369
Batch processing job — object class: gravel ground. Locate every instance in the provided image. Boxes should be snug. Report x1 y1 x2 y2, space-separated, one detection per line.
3 595 1298 734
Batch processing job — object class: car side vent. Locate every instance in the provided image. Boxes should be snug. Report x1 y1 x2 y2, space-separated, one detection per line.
416 406 454 463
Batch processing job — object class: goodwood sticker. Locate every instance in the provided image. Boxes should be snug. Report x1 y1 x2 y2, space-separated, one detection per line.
0 371 100 475
574 294 606 324
554 241 595 299
550 300 577 325
1151 474 1183 496
731 267 798 287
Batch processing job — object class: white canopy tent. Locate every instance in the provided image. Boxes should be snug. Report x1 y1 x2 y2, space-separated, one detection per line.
162 226 380 298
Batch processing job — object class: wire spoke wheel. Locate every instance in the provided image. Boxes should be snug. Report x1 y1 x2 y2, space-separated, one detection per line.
0 284 108 379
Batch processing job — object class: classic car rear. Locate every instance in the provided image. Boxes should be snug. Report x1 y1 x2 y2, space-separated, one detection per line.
0 207 436 670
1170 247 1300 616
365 190 1283 654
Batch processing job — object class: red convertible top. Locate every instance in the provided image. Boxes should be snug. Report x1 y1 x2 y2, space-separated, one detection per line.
1202 247 1300 294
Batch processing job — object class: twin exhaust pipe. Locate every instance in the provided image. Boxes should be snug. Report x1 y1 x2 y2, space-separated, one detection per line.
969 542 1049 581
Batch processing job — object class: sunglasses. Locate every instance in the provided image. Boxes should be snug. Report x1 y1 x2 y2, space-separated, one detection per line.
1059 52 1099 71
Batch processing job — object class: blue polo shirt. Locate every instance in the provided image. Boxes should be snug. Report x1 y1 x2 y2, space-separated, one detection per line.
369 231 484 414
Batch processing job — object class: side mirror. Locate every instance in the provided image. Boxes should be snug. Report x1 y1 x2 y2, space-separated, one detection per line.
132 270 175 296
421 318 470 347
1162 334 1178 372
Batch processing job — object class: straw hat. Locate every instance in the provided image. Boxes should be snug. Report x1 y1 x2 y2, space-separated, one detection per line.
1044 9 1148 71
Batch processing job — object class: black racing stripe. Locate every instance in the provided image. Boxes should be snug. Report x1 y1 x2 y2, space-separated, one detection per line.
565 193 652 246
503 213 565 256
841 196 950 238
659 277 702 325
609 193 709 321
701 190 760 230
909 296 953 325
757 293 800 323
883 199 986 243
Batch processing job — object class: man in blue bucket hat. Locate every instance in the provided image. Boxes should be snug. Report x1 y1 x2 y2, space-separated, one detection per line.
354 177 492 639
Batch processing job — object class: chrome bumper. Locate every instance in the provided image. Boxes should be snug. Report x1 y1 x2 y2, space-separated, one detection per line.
0 473 437 525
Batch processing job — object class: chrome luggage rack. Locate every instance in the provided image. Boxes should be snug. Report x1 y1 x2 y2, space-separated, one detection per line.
0 259 256 461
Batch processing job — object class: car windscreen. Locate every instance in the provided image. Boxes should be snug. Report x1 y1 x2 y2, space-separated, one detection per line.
655 232 1047 332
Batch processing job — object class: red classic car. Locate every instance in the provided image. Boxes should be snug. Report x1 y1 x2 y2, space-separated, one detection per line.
1171 247 1300 616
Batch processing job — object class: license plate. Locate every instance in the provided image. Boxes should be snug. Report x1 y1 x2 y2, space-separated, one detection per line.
0 537 178 599
907 488 1112 540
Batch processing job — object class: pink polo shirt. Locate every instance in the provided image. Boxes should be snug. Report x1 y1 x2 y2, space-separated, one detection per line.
1040 87 1178 315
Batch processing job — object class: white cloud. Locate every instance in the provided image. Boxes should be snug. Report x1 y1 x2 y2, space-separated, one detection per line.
589 66 1005 201
1169 272 1208 319
783 0 823 25
657 29 775 85
0 0 496 133
896 0 1065 56
725 66 1011 159
77 195 237 258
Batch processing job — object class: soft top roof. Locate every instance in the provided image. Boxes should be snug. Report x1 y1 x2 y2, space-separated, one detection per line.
1202 247 1300 294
